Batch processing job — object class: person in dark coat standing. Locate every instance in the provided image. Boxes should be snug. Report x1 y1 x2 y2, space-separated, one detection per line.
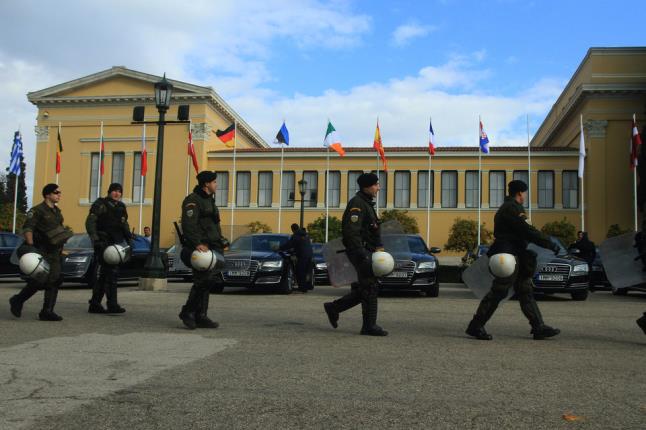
571 231 596 267
280 223 314 292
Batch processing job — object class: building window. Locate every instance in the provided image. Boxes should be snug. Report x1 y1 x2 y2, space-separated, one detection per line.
132 152 146 203
326 171 341 208
441 171 457 208
465 170 479 209
418 170 434 208
348 171 363 198
562 170 579 209
281 171 295 207
489 171 505 208
89 152 100 201
394 171 411 208
111 152 125 186
303 171 318 207
236 171 251 207
538 171 554 208
214 171 228 207
371 170 387 208
513 170 529 208
258 171 273 207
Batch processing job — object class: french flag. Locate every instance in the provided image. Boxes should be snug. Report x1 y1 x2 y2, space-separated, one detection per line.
428 119 436 156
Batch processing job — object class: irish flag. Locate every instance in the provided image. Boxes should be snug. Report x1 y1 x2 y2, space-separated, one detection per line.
324 121 345 156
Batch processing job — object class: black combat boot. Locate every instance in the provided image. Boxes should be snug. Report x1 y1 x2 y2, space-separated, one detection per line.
323 302 339 328
9 282 39 318
636 313 646 335
359 294 388 336
195 289 219 329
88 274 107 313
179 285 201 330
88 301 107 313
465 318 493 340
105 275 125 314
519 293 560 340
39 288 63 321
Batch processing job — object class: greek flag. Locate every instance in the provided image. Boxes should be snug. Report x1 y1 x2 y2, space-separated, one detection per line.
9 131 22 175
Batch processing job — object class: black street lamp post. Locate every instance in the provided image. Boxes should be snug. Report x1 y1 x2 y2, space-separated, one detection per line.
298 179 307 229
143 74 173 279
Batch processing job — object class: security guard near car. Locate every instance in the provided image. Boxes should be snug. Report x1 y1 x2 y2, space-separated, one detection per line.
9 183 72 321
86 183 133 314
179 171 228 330
280 223 314 292
324 172 388 336
466 180 561 340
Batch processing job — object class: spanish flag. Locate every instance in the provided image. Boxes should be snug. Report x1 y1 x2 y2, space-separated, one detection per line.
56 124 63 174
216 123 236 148
373 120 387 171
324 121 345 156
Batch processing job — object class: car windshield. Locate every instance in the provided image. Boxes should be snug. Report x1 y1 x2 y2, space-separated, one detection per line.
229 235 288 252
311 243 323 255
132 235 151 251
407 236 428 254
1 233 20 248
64 234 92 249
550 237 567 256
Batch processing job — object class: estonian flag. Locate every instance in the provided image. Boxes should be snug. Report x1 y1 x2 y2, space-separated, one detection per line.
274 121 289 145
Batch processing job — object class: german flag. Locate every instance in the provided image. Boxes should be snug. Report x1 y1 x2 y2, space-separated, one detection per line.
216 123 235 147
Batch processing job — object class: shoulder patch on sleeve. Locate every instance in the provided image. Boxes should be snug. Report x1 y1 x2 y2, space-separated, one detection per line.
349 207 361 212
27 210 34 218
185 203 196 208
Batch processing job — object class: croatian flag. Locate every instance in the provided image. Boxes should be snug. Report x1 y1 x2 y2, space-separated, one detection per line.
479 120 490 154
428 119 436 156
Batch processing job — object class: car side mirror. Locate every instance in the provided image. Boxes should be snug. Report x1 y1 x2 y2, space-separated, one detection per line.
429 247 441 254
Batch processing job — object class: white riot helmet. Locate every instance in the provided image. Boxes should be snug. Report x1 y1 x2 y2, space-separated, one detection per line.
372 251 395 277
191 250 225 272
103 244 131 266
19 252 50 282
488 253 517 278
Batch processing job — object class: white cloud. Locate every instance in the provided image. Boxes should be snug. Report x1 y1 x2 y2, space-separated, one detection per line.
391 23 435 46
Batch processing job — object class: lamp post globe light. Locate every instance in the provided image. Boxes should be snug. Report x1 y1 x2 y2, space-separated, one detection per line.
298 179 307 229
143 74 174 280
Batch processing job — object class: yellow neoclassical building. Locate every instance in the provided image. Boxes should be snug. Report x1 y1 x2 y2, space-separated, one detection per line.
26 47 646 250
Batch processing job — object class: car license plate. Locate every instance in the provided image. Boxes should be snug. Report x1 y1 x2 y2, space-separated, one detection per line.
228 270 250 277
538 274 564 282
387 271 408 278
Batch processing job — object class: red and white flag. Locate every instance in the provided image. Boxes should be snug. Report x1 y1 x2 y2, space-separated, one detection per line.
428 118 436 156
188 128 199 173
631 114 642 169
141 125 147 177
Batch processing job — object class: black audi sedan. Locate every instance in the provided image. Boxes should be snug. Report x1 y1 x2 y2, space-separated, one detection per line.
378 234 441 297
0 232 21 278
62 233 166 284
212 233 295 294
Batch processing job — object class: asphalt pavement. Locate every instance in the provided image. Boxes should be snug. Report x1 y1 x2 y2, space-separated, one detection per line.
0 280 644 429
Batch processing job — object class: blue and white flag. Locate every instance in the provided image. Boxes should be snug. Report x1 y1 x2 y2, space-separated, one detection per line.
479 120 490 154
9 131 22 175
274 121 289 145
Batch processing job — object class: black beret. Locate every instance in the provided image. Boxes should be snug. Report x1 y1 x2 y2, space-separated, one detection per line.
196 171 217 185
357 172 379 188
108 183 123 193
42 183 59 197
508 180 528 195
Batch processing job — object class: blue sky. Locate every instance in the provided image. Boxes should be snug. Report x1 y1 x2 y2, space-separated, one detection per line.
0 0 644 198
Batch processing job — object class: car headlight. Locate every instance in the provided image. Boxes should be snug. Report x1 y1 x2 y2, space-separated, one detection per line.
316 263 327 270
65 256 88 263
261 260 283 270
573 264 588 273
416 261 436 272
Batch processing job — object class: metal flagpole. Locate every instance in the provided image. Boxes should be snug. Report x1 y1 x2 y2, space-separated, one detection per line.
97 121 103 198
376 154 380 214
325 146 330 242
426 152 432 246
56 122 61 185
186 120 191 195
477 116 482 248
634 164 638 231
580 114 585 231
278 143 284 233
139 124 145 235
527 114 532 223
230 120 237 240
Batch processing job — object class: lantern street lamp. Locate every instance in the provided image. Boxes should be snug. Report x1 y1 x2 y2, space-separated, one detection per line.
298 179 307 229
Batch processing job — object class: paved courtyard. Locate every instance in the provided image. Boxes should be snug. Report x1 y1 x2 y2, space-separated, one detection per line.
0 280 644 429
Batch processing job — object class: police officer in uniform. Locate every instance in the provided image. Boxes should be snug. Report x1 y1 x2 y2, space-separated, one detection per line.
179 171 227 330
9 183 72 321
85 183 133 314
280 223 314 292
324 172 387 336
466 180 561 340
